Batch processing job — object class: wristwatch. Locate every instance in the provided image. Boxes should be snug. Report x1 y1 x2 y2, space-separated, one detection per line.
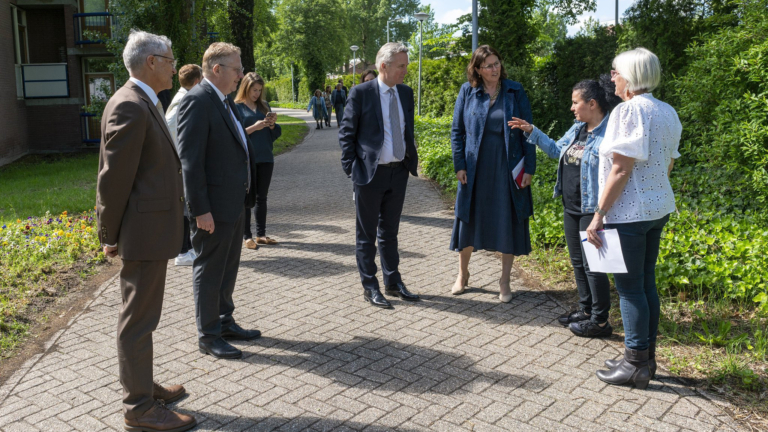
595 206 607 217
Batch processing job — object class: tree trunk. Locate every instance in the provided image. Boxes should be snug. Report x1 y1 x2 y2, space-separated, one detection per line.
228 0 256 73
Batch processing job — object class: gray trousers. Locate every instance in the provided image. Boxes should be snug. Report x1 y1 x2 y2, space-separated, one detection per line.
117 259 167 419
191 209 244 343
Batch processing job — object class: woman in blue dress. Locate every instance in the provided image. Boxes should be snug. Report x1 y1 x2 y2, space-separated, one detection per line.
450 45 536 303
235 73 282 250
307 89 328 129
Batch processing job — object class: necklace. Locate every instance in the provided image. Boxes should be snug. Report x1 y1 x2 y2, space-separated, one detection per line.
488 82 501 102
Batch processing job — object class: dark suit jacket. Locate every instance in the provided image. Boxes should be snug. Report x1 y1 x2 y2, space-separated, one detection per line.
96 81 184 261
339 79 418 186
177 80 257 223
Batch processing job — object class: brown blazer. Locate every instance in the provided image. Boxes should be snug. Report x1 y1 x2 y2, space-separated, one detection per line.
96 80 185 261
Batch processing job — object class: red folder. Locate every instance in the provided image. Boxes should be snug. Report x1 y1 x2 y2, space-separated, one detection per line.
512 158 525 189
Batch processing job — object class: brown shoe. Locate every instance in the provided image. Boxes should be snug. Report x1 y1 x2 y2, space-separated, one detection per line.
124 401 196 432
153 382 186 403
256 236 278 245
244 238 258 249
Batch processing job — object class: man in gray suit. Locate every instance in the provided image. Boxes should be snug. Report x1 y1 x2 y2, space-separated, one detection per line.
177 42 260 360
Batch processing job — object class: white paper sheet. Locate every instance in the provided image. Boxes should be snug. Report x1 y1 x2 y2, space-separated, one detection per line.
579 229 628 274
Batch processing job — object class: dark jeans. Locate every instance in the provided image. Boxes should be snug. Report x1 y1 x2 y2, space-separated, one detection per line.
244 162 275 239
180 216 193 254
606 214 670 351
354 163 409 291
563 211 611 323
334 104 345 125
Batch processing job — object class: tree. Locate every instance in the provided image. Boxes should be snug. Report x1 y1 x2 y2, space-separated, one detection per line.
229 0 256 73
344 0 420 66
406 5 460 60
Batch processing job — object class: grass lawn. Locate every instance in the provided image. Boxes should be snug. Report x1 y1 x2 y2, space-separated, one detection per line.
273 114 309 156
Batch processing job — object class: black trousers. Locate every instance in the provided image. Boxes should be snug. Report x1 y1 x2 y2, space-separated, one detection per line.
191 209 244 343
354 163 409 291
180 216 193 254
244 162 275 239
563 211 611 323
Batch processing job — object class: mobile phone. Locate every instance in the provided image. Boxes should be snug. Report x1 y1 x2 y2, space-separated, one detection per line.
267 112 277 119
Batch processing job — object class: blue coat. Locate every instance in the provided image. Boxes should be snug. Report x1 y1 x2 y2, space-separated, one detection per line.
307 96 328 120
451 79 535 223
525 115 608 213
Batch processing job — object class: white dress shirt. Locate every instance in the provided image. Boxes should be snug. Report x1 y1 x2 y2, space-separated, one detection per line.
165 87 187 146
203 78 249 149
598 93 682 224
377 77 406 165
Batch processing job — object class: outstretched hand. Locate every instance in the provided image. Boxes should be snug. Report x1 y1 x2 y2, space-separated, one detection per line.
508 117 533 134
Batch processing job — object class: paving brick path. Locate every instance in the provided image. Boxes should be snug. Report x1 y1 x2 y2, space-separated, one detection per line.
0 109 743 431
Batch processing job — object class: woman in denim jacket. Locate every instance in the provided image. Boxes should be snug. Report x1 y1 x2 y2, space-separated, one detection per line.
450 45 536 303
509 76 621 336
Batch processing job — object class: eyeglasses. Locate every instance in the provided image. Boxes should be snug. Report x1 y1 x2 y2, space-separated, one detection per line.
152 54 177 68
478 61 501 71
218 64 245 73
610 70 621 78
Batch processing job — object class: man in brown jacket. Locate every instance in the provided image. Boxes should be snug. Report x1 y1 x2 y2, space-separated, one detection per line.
96 29 196 432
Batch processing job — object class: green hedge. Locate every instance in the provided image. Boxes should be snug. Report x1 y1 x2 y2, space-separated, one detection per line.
414 116 768 312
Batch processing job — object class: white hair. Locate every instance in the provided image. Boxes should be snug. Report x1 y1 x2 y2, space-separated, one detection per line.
122 29 172 73
612 47 661 93
375 42 409 71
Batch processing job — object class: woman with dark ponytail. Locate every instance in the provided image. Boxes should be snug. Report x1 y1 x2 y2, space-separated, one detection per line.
509 75 621 338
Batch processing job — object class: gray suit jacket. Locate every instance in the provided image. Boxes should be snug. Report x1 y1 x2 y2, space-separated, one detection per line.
177 80 257 223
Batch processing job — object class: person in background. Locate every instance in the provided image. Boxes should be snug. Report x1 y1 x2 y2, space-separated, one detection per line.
235 73 282 250
338 78 348 95
509 76 621 337
331 83 347 127
361 69 378 83
449 45 535 303
307 89 328 129
322 85 333 127
586 47 682 389
166 64 203 266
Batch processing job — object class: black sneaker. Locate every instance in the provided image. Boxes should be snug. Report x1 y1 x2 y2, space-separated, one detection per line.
557 309 590 326
569 320 613 338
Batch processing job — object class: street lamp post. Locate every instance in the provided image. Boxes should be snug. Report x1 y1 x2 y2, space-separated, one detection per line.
350 45 359 86
387 17 403 43
472 0 478 52
413 12 429 116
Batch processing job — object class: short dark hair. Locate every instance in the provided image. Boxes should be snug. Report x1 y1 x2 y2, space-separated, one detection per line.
178 64 202 88
467 45 507 88
572 74 622 115
361 69 378 82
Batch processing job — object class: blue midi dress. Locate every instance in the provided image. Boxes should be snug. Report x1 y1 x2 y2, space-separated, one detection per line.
449 97 532 255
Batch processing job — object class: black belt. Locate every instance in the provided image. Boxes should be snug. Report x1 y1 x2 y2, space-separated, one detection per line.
380 160 404 168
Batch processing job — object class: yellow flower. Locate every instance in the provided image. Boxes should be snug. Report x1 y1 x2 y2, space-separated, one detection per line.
66 223 71 228
81 225 86 230
17 219 21 223
62 211 68 216
58 230 65 236
65 233 71 237
86 227 92 232
2 242 7 246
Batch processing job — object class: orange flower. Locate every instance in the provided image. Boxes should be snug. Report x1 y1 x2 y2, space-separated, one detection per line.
62 211 68 216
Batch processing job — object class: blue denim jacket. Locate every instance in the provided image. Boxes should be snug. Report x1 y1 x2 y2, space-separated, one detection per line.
525 114 609 213
451 80 535 223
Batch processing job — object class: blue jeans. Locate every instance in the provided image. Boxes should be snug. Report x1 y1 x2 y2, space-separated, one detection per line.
606 214 669 351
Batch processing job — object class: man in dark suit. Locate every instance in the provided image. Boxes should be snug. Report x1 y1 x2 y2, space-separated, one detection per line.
339 42 420 309
331 83 347 127
96 30 196 431
177 42 261 360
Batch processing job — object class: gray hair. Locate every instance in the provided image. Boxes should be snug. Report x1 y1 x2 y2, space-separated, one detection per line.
612 47 661 93
122 29 172 74
375 42 409 70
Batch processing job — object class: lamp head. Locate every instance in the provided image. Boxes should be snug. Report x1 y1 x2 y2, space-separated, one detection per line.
413 12 429 22
350 45 359 52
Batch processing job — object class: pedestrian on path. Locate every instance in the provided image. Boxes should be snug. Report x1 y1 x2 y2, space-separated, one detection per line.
509 76 621 338
323 85 333 127
449 45 536 303
361 68 378 83
339 42 421 309
177 42 262 361
96 29 196 432
235 72 282 250
166 63 203 267
331 83 347 127
307 89 328 129
588 48 681 390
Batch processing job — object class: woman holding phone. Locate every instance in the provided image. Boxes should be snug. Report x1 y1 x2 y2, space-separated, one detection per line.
235 72 282 249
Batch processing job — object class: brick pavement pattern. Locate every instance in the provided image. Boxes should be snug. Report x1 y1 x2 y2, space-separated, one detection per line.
0 109 743 431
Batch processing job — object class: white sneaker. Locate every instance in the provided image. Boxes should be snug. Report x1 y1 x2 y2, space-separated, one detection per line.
174 250 196 266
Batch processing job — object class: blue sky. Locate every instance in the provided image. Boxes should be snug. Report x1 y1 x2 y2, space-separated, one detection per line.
421 0 636 36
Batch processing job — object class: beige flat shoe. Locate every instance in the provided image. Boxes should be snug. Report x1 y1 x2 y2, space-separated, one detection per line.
256 236 278 245
499 279 513 303
451 272 470 295
244 238 258 250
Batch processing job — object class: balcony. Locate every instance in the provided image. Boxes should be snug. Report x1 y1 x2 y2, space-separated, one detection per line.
73 12 112 45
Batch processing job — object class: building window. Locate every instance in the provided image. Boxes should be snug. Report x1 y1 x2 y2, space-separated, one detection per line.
10 5 29 65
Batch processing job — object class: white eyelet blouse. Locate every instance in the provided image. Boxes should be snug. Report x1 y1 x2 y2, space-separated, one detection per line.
598 93 682 224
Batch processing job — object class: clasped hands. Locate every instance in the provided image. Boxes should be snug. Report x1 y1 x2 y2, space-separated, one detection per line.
455 170 532 188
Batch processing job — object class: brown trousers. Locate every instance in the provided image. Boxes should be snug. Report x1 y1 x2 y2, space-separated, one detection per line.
117 259 167 419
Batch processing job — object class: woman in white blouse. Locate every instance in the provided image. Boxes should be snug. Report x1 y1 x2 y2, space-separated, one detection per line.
585 48 682 390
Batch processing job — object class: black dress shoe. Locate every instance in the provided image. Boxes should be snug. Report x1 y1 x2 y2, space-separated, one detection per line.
557 309 590 326
364 289 393 309
569 320 613 338
221 322 261 341
384 282 420 301
199 338 242 359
